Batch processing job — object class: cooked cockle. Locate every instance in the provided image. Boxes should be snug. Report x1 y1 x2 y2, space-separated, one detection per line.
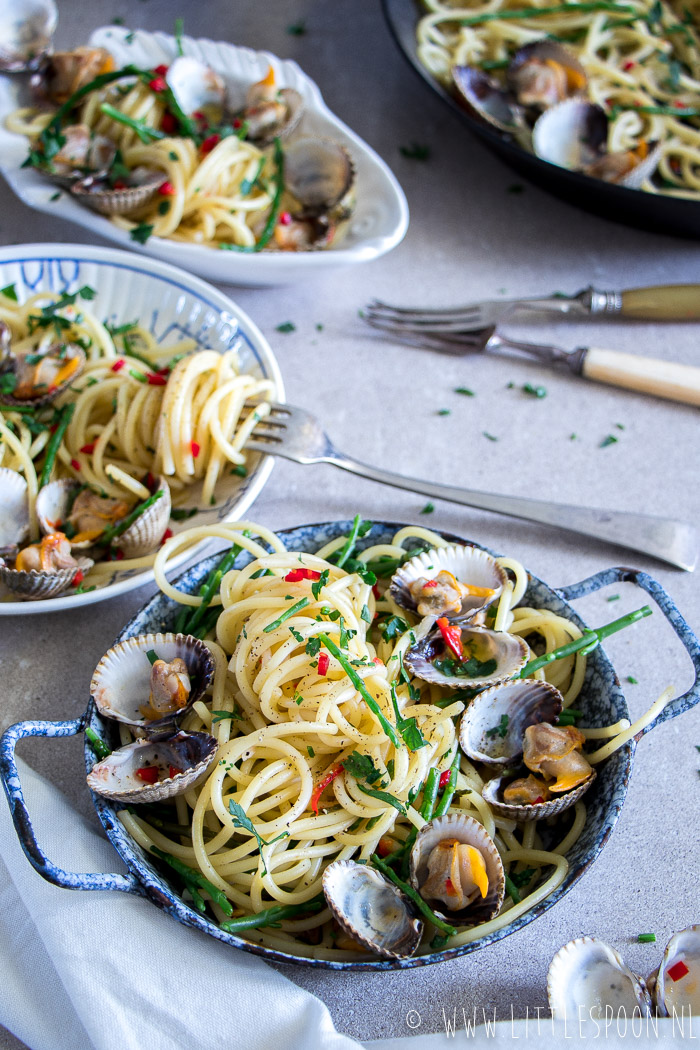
47 125 116 179
0 341 86 407
140 657 191 720
548 937 653 1020
522 723 593 794
34 46 114 104
66 489 132 543
405 618 528 689
0 532 93 600
651 927 700 1017
90 632 214 733
15 532 80 573
86 729 218 804
322 860 423 959
243 66 303 145
507 41 587 112
409 814 504 924
502 774 552 805
390 543 506 623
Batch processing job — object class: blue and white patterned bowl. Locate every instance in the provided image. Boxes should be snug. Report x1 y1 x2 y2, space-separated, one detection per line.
0 243 284 616
2 521 699 969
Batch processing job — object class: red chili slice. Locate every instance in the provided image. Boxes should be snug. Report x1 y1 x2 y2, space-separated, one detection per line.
279 211 292 226
284 568 322 582
317 652 330 676
136 766 159 783
668 961 690 982
153 64 169 76
533 796 544 804
445 877 455 893
70 458 81 472
72 569 84 588
310 763 343 815
168 765 179 780
158 181 175 196
372 584 381 600
148 76 167 93
423 579 438 588
114 548 125 561
110 358 125 372
201 134 220 154
438 769 451 790
146 372 167 386
161 112 178 134
79 443 95 454
190 441 200 458
436 616 463 660
160 529 173 545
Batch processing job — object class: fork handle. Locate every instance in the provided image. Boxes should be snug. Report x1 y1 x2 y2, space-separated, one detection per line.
581 347 700 406
322 453 697 570
619 284 700 320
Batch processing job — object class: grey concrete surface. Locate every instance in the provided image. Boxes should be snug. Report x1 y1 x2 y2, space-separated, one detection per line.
0 1 699 1048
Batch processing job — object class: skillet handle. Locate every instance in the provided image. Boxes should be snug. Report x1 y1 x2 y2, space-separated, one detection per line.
0 717 142 894
556 566 700 735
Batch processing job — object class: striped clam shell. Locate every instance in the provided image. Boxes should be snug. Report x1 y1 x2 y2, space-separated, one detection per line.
482 768 596 822
247 87 304 146
0 467 29 551
404 617 528 689
547 936 653 1020
116 476 171 558
409 813 505 925
650 926 700 1017
86 729 218 804
390 544 506 623
70 169 165 216
0 552 94 600
90 631 214 733
458 679 564 768
322 859 423 959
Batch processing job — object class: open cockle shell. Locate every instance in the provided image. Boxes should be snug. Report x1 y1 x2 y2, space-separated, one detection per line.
0 467 30 553
0 542 93 600
90 632 214 733
409 813 505 925
390 544 507 623
0 343 87 408
245 87 304 145
0 0 58 72
452 65 525 135
482 767 596 822
86 730 218 804
651 926 700 1017
459 679 563 768
165 55 226 118
404 617 528 689
322 860 423 959
284 137 355 218
71 169 165 217
547 936 653 1020
116 476 171 558
507 41 588 111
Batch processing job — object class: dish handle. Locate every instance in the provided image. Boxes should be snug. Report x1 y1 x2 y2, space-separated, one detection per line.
556 566 700 734
0 717 142 894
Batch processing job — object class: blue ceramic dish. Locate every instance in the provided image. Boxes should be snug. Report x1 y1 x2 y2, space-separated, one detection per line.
2 520 699 970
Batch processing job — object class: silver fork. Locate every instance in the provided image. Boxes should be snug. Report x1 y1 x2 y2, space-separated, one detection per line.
365 284 700 332
245 402 697 571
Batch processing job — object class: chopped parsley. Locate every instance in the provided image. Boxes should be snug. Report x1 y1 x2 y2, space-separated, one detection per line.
485 714 510 739
130 222 154 244
0 283 17 301
400 143 431 160
432 654 498 679
454 386 474 396
599 435 618 448
437 408 451 416
420 502 435 514
305 637 321 657
228 799 288 876
626 675 638 684
287 19 306 34
379 615 409 642
342 751 384 785
311 569 329 600
360 604 372 623
483 431 498 442
275 321 296 334
390 684 427 751
523 382 547 398
170 507 198 521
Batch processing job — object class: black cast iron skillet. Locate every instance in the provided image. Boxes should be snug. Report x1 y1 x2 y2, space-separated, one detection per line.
382 0 700 239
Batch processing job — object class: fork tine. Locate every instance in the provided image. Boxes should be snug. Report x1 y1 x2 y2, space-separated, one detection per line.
364 318 481 356
364 309 489 335
365 299 484 325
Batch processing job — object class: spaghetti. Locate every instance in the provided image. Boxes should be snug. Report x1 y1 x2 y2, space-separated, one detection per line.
0 286 272 592
110 520 667 960
416 0 700 197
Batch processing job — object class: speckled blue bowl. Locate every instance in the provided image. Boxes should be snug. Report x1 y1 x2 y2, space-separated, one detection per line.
2 521 699 970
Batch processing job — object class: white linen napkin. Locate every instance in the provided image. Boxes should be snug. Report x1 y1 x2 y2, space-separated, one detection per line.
0 760 684 1050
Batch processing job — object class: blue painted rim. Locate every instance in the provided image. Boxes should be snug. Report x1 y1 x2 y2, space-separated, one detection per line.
2 522 699 969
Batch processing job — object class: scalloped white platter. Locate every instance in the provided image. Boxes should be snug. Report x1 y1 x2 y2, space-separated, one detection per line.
0 27 409 286
0 243 284 615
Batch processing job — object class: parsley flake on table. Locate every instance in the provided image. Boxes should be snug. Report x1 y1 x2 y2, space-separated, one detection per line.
454 386 475 396
437 408 451 416
275 321 296 333
599 435 618 448
523 382 547 398
399 142 431 160
420 502 435 514
483 431 498 442
287 19 306 34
